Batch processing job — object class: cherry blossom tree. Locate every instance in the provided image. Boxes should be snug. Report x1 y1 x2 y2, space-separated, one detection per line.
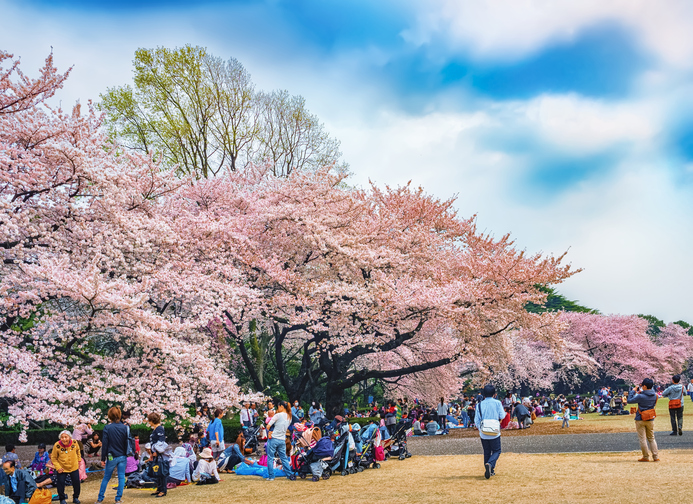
187 167 578 414
558 312 693 386
0 50 244 433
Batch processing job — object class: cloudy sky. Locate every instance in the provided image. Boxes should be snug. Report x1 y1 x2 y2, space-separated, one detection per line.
2 0 692 322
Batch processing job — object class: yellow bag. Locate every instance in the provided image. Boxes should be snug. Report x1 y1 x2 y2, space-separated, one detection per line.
29 488 53 504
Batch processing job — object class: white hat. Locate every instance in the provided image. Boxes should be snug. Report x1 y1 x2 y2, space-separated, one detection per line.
199 447 214 460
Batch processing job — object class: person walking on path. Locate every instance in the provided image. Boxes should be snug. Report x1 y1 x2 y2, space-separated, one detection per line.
96 407 130 504
208 409 225 459
1 460 36 504
51 430 82 504
662 374 685 436
265 400 296 481
474 384 505 480
627 378 659 462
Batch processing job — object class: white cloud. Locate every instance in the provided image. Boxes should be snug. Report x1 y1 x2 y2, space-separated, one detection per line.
333 106 693 322
405 0 693 69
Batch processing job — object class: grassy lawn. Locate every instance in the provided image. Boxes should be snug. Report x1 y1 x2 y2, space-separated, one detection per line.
73 450 691 504
447 400 693 438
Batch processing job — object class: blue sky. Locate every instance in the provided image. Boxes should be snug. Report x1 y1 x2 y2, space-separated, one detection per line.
2 0 692 321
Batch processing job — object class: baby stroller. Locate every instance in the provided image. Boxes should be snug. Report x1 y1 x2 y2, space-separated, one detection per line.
242 424 262 455
294 437 333 481
324 429 354 477
355 429 381 470
386 419 413 460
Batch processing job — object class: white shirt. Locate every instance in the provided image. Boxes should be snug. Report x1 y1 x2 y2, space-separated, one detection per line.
267 412 290 440
193 459 219 481
240 408 251 423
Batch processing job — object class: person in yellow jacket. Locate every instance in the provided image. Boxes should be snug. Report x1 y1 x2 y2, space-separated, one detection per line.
50 430 81 504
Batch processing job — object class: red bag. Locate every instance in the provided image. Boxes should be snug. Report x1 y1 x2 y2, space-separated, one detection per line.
375 446 385 461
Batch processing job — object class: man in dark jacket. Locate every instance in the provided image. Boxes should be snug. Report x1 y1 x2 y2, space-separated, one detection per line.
627 378 659 462
96 407 131 504
513 403 530 429
1 460 36 504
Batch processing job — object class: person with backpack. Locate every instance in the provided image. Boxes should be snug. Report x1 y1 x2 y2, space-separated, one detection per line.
96 407 131 504
662 374 686 436
474 384 505 480
627 378 659 462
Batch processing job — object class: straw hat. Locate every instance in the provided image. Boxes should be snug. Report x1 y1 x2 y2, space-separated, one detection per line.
199 447 214 460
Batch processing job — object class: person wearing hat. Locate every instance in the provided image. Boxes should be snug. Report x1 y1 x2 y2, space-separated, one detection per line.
627 378 660 462
1 459 36 504
474 384 505 480
50 430 82 504
192 448 219 483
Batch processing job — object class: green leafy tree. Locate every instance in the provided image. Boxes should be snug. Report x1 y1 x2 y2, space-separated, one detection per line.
100 45 346 178
525 286 598 314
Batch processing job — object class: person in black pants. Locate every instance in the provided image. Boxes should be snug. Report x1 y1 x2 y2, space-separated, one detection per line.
147 412 167 498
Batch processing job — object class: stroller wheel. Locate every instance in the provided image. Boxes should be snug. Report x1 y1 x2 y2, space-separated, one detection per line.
341 470 348 476
312 476 320 482
399 454 405 460
385 453 390 460
356 466 364 473
322 472 331 480
405 453 412 458
348 467 356 474
373 463 381 469
300 474 306 479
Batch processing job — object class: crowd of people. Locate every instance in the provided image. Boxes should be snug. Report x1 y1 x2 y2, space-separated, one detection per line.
0 374 691 502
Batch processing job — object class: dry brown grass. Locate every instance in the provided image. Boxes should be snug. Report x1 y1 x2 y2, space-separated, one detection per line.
72 450 692 504
447 400 693 438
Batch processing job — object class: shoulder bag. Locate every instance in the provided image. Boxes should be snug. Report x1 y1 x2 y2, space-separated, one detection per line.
478 400 501 436
638 396 657 421
668 386 684 409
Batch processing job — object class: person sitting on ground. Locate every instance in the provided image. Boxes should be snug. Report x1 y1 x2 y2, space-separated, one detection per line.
219 442 255 473
193 448 219 484
425 417 440 436
500 408 511 430
2 445 21 470
30 444 50 474
167 447 191 486
84 432 102 457
1 459 36 504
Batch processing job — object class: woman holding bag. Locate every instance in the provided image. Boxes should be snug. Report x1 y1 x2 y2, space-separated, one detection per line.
474 384 505 480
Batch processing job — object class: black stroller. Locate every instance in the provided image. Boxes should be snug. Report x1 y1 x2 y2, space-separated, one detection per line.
385 419 412 460
242 424 262 455
324 430 354 477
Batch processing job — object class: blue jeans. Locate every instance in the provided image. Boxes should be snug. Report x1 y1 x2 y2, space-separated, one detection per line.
98 455 127 502
480 436 502 470
265 438 293 479
222 444 244 467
